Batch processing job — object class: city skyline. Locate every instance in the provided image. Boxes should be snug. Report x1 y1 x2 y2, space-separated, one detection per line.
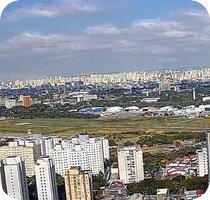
0 0 210 81
1 67 210 88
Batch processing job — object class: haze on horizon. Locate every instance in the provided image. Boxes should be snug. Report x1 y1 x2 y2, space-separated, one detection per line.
0 0 210 81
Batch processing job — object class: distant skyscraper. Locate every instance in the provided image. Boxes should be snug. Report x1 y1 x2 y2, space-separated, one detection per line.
4 156 29 200
35 157 59 200
117 145 144 184
196 147 208 177
159 72 173 93
65 167 93 200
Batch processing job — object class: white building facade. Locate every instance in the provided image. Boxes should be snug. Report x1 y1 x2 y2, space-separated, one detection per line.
49 135 107 176
40 137 54 156
35 157 58 200
117 145 144 184
4 156 29 200
0 160 6 193
0 141 41 177
197 147 208 177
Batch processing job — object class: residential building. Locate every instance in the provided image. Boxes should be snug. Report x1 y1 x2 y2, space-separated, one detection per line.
197 147 208 177
117 145 144 184
102 138 110 160
62 135 107 173
0 141 41 176
22 95 33 108
35 157 58 200
49 135 107 176
129 194 144 200
207 132 210 182
184 190 199 200
40 137 54 156
4 156 29 200
65 167 93 200
157 189 168 200
0 160 6 193
49 144 70 176
49 144 90 176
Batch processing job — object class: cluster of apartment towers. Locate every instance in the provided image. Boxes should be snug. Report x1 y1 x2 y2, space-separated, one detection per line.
0 134 144 200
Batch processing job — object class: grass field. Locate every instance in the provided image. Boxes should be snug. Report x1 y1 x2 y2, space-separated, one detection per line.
0 116 210 138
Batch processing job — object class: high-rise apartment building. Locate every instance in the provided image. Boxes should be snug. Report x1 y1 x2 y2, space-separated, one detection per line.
35 157 59 200
49 144 70 176
65 167 93 200
40 137 54 156
22 134 61 156
49 135 107 176
0 160 6 193
102 138 110 160
0 141 41 176
196 147 208 177
117 145 144 184
61 135 109 161
49 144 90 176
207 133 210 182
4 156 29 200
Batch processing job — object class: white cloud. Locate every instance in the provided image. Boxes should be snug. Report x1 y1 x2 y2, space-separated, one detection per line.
1 10 210 80
159 30 194 39
131 19 180 30
86 25 124 35
6 1 99 19
184 11 205 17
2 14 210 56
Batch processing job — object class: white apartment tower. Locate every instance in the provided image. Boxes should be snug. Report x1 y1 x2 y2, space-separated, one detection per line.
0 141 41 176
77 137 105 175
4 156 29 200
49 144 70 176
49 135 107 176
102 138 110 160
0 160 6 193
35 157 59 200
197 147 208 177
117 145 144 184
41 137 54 156
49 144 90 176
207 133 210 182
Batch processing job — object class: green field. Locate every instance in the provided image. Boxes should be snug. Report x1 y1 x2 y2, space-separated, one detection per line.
0 116 210 138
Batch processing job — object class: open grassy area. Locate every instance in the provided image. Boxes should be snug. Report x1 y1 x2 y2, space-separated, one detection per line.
0 116 210 138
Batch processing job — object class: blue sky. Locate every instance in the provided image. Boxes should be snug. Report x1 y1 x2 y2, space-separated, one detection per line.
0 0 209 81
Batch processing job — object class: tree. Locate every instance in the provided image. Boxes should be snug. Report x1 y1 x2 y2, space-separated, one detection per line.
92 172 105 190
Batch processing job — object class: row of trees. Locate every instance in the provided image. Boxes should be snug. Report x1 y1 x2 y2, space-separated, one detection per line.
0 104 98 119
127 176 208 195
137 132 205 147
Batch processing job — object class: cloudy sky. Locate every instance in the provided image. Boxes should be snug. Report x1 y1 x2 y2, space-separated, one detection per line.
0 0 210 81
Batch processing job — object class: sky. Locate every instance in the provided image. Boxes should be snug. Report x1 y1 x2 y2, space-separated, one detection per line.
0 0 210 81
